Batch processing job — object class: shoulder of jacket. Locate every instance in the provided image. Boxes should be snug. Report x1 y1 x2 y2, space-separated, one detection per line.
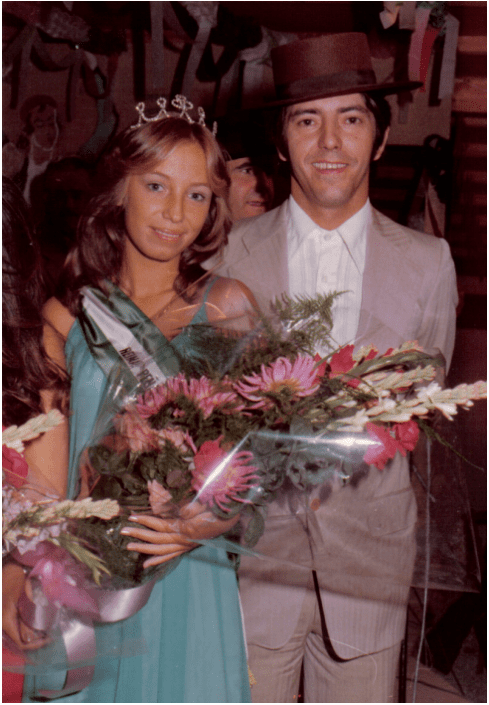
372 208 449 256
229 201 288 238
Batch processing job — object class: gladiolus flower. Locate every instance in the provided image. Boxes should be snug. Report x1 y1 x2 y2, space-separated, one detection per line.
235 355 320 408
329 345 361 388
363 422 401 470
329 345 356 376
394 420 419 454
191 437 259 512
313 353 328 382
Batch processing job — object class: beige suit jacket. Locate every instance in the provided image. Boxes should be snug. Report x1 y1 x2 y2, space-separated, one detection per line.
212 200 458 659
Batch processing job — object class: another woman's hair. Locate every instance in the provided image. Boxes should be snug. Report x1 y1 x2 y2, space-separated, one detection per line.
58 116 231 313
2 179 67 426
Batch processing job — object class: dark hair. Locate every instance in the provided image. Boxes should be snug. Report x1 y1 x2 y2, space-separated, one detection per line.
275 92 392 161
2 179 67 426
58 116 231 313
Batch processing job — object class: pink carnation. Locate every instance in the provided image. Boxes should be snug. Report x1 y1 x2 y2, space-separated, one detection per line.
148 480 173 515
159 426 197 454
191 437 259 512
363 423 401 470
235 355 321 408
113 405 161 453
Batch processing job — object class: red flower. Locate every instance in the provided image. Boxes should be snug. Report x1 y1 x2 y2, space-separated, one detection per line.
394 421 419 455
363 423 401 470
329 345 361 388
313 353 328 382
329 345 356 376
2 445 29 489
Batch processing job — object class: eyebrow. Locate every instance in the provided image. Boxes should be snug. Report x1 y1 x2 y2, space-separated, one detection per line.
287 104 370 120
145 171 211 188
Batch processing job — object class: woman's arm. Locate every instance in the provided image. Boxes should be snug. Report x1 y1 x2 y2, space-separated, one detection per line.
23 298 73 499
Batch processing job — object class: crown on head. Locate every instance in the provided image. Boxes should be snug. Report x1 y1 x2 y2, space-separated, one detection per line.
131 95 217 136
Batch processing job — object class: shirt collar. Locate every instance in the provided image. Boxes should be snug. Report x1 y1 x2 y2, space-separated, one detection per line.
289 195 371 242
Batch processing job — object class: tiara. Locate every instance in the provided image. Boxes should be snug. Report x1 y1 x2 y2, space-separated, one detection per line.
131 95 218 136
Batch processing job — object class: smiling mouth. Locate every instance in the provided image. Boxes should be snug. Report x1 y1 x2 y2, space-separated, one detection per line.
153 228 182 241
312 161 348 170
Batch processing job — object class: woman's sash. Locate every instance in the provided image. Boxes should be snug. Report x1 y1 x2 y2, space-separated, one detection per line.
79 283 181 387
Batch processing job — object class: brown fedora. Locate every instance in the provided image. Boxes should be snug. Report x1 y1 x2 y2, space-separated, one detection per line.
268 33 422 107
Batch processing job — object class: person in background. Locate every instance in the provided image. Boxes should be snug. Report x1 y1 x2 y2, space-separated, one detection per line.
214 33 458 703
2 95 60 209
2 178 69 702
217 113 276 221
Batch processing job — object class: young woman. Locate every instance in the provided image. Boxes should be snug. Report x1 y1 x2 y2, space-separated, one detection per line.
22 110 257 702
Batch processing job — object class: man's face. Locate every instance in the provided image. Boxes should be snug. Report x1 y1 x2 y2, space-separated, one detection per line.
282 93 388 228
226 157 274 221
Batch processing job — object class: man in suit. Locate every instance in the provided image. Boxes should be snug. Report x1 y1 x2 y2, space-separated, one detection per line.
213 33 458 702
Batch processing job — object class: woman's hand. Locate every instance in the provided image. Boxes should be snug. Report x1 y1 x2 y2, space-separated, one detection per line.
121 501 239 568
2 563 49 651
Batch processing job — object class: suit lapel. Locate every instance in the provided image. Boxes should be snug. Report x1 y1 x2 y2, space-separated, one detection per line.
238 202 290 308
356 210 423 351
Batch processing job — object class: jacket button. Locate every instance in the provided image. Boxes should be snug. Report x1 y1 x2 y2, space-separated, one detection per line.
310 498 320 511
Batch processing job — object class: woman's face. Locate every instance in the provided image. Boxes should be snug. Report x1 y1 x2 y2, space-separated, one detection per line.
122 141 213 266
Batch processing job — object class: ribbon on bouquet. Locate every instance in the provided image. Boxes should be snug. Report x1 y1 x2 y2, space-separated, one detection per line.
17 566 162 698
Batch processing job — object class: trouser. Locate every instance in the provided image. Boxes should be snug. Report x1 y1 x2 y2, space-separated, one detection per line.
247 587 401 703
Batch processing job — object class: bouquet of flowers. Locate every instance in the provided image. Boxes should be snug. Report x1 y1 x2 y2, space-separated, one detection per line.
78 294 487 583
2 411 121 680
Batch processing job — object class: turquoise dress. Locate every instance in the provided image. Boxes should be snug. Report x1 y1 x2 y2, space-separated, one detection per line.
22 282 251 703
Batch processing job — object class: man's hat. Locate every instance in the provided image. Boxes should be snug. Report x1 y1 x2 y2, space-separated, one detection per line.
268 33 422 107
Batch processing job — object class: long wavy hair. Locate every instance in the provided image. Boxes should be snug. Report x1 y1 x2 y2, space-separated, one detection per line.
58 116 232 313
2 179 67 426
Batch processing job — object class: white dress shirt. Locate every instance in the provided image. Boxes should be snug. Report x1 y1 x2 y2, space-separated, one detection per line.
287 196 370 352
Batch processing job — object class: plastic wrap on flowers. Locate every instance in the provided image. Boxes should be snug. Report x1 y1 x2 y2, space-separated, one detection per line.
76 291 486 598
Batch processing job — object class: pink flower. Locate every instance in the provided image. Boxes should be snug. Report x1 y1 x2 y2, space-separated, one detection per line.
2 445 29 489
113 405 161 453
394 421 419 454
235 355 321 408
191 437 259 512
136 384 174 418
151 373 242 419
159 426 197 454
148 480 173 515
363 423 401 470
